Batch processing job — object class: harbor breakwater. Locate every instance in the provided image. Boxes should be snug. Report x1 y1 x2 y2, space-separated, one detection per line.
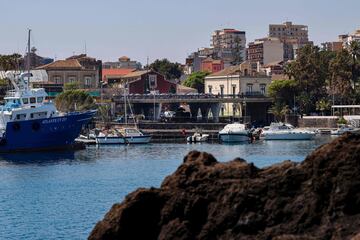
89 133 360 239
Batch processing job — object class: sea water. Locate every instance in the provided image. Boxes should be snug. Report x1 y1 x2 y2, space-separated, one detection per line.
0 135 334 239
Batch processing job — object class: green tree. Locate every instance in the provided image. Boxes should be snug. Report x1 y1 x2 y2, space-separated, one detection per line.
349 41 360 86
55 90 96 112
285 45 331 114
329 50 353 103
182 71 210 93
268 102 290 122
0 54 22 71
148 59 182 80
268 79 297 106
316 99 331 116
97 104 112 123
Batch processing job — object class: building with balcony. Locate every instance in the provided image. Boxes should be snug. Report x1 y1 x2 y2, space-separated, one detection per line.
204 63 271 122
269 21 311 61
211 29 246 66
247 37 284 65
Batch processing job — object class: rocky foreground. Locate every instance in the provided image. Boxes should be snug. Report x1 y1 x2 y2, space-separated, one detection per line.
89 133 360 240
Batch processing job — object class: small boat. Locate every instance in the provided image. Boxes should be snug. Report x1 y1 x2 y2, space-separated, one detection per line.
261 122 315 140
95 128 151 144
218 123 250 143
330 124 358 135
186 132 209 143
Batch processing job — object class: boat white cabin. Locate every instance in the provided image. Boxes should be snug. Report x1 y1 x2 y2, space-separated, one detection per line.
261 122 315 140
0 72 58 130
218 123 250 143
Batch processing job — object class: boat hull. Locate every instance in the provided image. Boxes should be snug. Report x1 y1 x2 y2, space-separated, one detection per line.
0 111 95 152
219 133 249 143
96 135 151 144
263 132 315 140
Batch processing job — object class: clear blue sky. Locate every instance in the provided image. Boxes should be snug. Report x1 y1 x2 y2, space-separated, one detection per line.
1 0 359 65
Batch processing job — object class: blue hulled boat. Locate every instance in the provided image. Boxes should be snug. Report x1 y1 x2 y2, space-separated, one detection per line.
0 71 95 152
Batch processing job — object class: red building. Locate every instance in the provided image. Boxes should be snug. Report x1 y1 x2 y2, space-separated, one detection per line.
201 58 224 73
121 70 177 94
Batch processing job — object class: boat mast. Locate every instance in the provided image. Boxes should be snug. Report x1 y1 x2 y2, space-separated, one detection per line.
124 80 127 125
26 29 31 91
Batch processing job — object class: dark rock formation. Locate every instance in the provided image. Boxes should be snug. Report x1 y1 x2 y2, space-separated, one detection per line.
89 133 360 240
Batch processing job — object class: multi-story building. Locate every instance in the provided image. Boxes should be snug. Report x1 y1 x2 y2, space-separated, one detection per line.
103 56 142 70
211 29 246 66
247 37 284 65
321 41 343 52
338 29 360 49
269 22 311 60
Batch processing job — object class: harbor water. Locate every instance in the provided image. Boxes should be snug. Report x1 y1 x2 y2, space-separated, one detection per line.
0 135 335 239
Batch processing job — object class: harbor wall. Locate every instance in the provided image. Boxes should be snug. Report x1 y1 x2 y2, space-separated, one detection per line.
298 116 339 128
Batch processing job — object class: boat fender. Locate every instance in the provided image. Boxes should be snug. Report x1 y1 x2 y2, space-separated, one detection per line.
12 123 20 131
32 122 40 131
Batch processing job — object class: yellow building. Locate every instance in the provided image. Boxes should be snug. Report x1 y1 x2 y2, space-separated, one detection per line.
204 62 272 118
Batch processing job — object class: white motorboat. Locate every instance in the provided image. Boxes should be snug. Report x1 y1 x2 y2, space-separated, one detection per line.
330 124 358 135
261 122 315 140
96 128 151 144
186 132 209 143
218 123 250 143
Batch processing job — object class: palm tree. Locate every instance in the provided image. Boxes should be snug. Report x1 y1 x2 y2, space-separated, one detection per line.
349 41 360 87
268 102 289 122
316 99 330 116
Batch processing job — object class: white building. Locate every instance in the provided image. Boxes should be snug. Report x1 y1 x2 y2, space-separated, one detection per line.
339 29 360 49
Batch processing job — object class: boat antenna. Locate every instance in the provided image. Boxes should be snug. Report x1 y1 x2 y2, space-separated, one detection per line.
26 28 31 91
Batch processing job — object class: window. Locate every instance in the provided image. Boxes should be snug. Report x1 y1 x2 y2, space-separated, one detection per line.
246 84 253 93
84 76 92 88
220 85 224 96
37 97 43 103
22 98 29 104
68 76 76 83
30 97 36 104
208 85 212 94
232 84 236 96
260 84 266 95
148 74 157 89
53 76 62 84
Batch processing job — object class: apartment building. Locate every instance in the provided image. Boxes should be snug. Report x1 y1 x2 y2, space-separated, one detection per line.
269 22 311 60
211 29 246 65
247 37 284 65
338 29 360 48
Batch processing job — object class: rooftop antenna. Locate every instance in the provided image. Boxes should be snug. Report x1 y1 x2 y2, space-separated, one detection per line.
85 41 87 55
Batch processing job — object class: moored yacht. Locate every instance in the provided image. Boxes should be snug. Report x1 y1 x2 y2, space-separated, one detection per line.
95 128 151 144
261 122 315 140
218 123 250 143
